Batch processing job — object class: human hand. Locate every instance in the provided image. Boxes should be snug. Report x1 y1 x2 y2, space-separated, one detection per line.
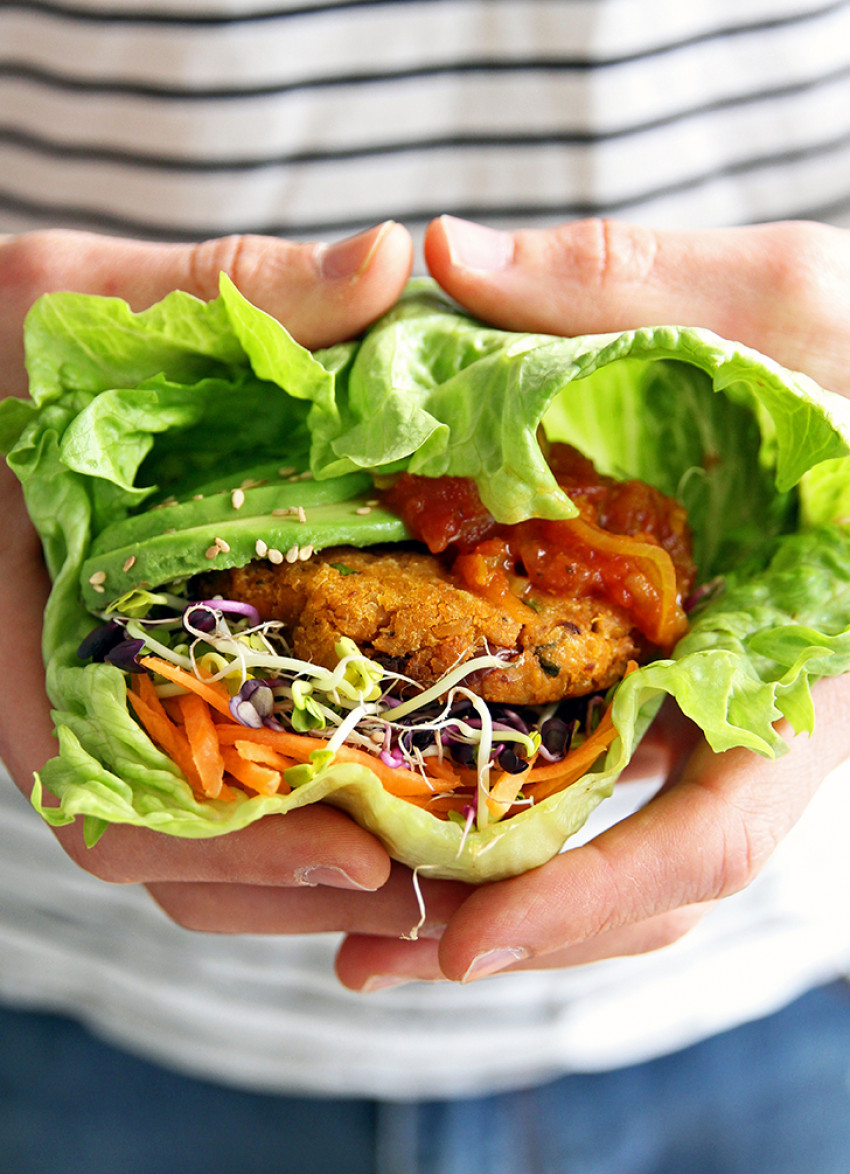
0 223 416 918
329 216 850 989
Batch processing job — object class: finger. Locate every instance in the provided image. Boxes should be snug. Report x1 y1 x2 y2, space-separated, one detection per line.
423 216 850 394
618 698 700 784
146 861 470 936
0 469 53 790
0 222 414 395
336 936 445 990
51 804 390 890
435 673 850 982
0 470 389 893
335 904 711 990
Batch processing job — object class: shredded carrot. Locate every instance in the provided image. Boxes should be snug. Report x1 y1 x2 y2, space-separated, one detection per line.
139 656 233 717
127 659 635 816
175 692 226 799
486 767 533 818
234 740 299 774
215 725 457 796
127 688 206 796
421 756 465 783
215 724 337 758
128 675 237 801
521 663 636 802
402 792 475 815
523 719 618 801
329 747 460 796
161 696 185 724
220 747 285 796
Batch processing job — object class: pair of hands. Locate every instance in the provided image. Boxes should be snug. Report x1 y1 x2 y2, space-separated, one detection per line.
2 216 850 992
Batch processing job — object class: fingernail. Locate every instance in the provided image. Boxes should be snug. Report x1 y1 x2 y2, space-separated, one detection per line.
441 215 514 271
316 221 394 280
294 865 375 890
462 946 529 982
360 975 413 993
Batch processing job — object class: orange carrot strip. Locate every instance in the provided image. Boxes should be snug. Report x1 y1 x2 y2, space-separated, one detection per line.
234 740 299 774
139 656 233 718
523 661 636 802
127 690 206 795
136 670 166 712
162 697 185 724
176 692 226 799
524 715 618 801
215 725 457 796
215 724 329 758
325 743 456 794
421 757 463 783
486 767 533 818
129 679 237 801
220 747 283 796
403 795 474 816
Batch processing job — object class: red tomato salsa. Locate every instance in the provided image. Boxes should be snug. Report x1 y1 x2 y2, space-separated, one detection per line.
382 444 696 650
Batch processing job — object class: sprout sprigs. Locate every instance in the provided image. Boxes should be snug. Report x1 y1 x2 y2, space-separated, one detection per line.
77 593 609 830
229 679 277 728
104 637 147 674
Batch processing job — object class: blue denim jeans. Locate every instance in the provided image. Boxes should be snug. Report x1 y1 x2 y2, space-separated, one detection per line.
3 982 850 1174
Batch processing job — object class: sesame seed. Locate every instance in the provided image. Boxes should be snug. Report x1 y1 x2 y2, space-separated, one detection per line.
267 548 284 565
297 506 307 524
299 545 314 561
123 556 136 573
299 471 313 481
366 499 380 507
255 538 268 558
205 545 220 560
285 545 300 563
214 537 231 553
231 488 246 510
193 494 204 501
92 583 106 594
278 466 296 478
271 508 290 517
88 570 107 585
355 506 372 516
241 478 267 489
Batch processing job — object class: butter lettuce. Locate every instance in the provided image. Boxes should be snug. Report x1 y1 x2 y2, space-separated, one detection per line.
3 277 850 880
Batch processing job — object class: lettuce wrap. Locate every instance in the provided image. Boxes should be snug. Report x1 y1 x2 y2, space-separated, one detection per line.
3 276 850 882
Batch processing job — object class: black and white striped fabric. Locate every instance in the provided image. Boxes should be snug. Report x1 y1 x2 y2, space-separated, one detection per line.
3 0 850 1102
1 0 849 241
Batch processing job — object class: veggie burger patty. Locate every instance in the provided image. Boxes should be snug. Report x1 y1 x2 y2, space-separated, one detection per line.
197 545 642 707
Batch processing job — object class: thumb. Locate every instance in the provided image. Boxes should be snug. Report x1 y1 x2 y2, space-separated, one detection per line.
0 222 413 396
424 216 850 394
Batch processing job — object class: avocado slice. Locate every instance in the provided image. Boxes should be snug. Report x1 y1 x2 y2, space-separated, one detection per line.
80 468 411 609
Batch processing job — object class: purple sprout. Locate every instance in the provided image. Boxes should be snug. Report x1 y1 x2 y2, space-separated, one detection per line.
497 745 529 774
449 740 478 769
77 620 126 663
104 637 147 674
187 598 262 632
379 748 407 769
537 716 576 763
229 678 275 728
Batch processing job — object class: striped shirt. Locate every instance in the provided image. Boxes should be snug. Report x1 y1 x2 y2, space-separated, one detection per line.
2 0 850 1098
1 0 849 242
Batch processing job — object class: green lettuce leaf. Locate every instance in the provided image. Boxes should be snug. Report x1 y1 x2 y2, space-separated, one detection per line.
4 276 850 880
